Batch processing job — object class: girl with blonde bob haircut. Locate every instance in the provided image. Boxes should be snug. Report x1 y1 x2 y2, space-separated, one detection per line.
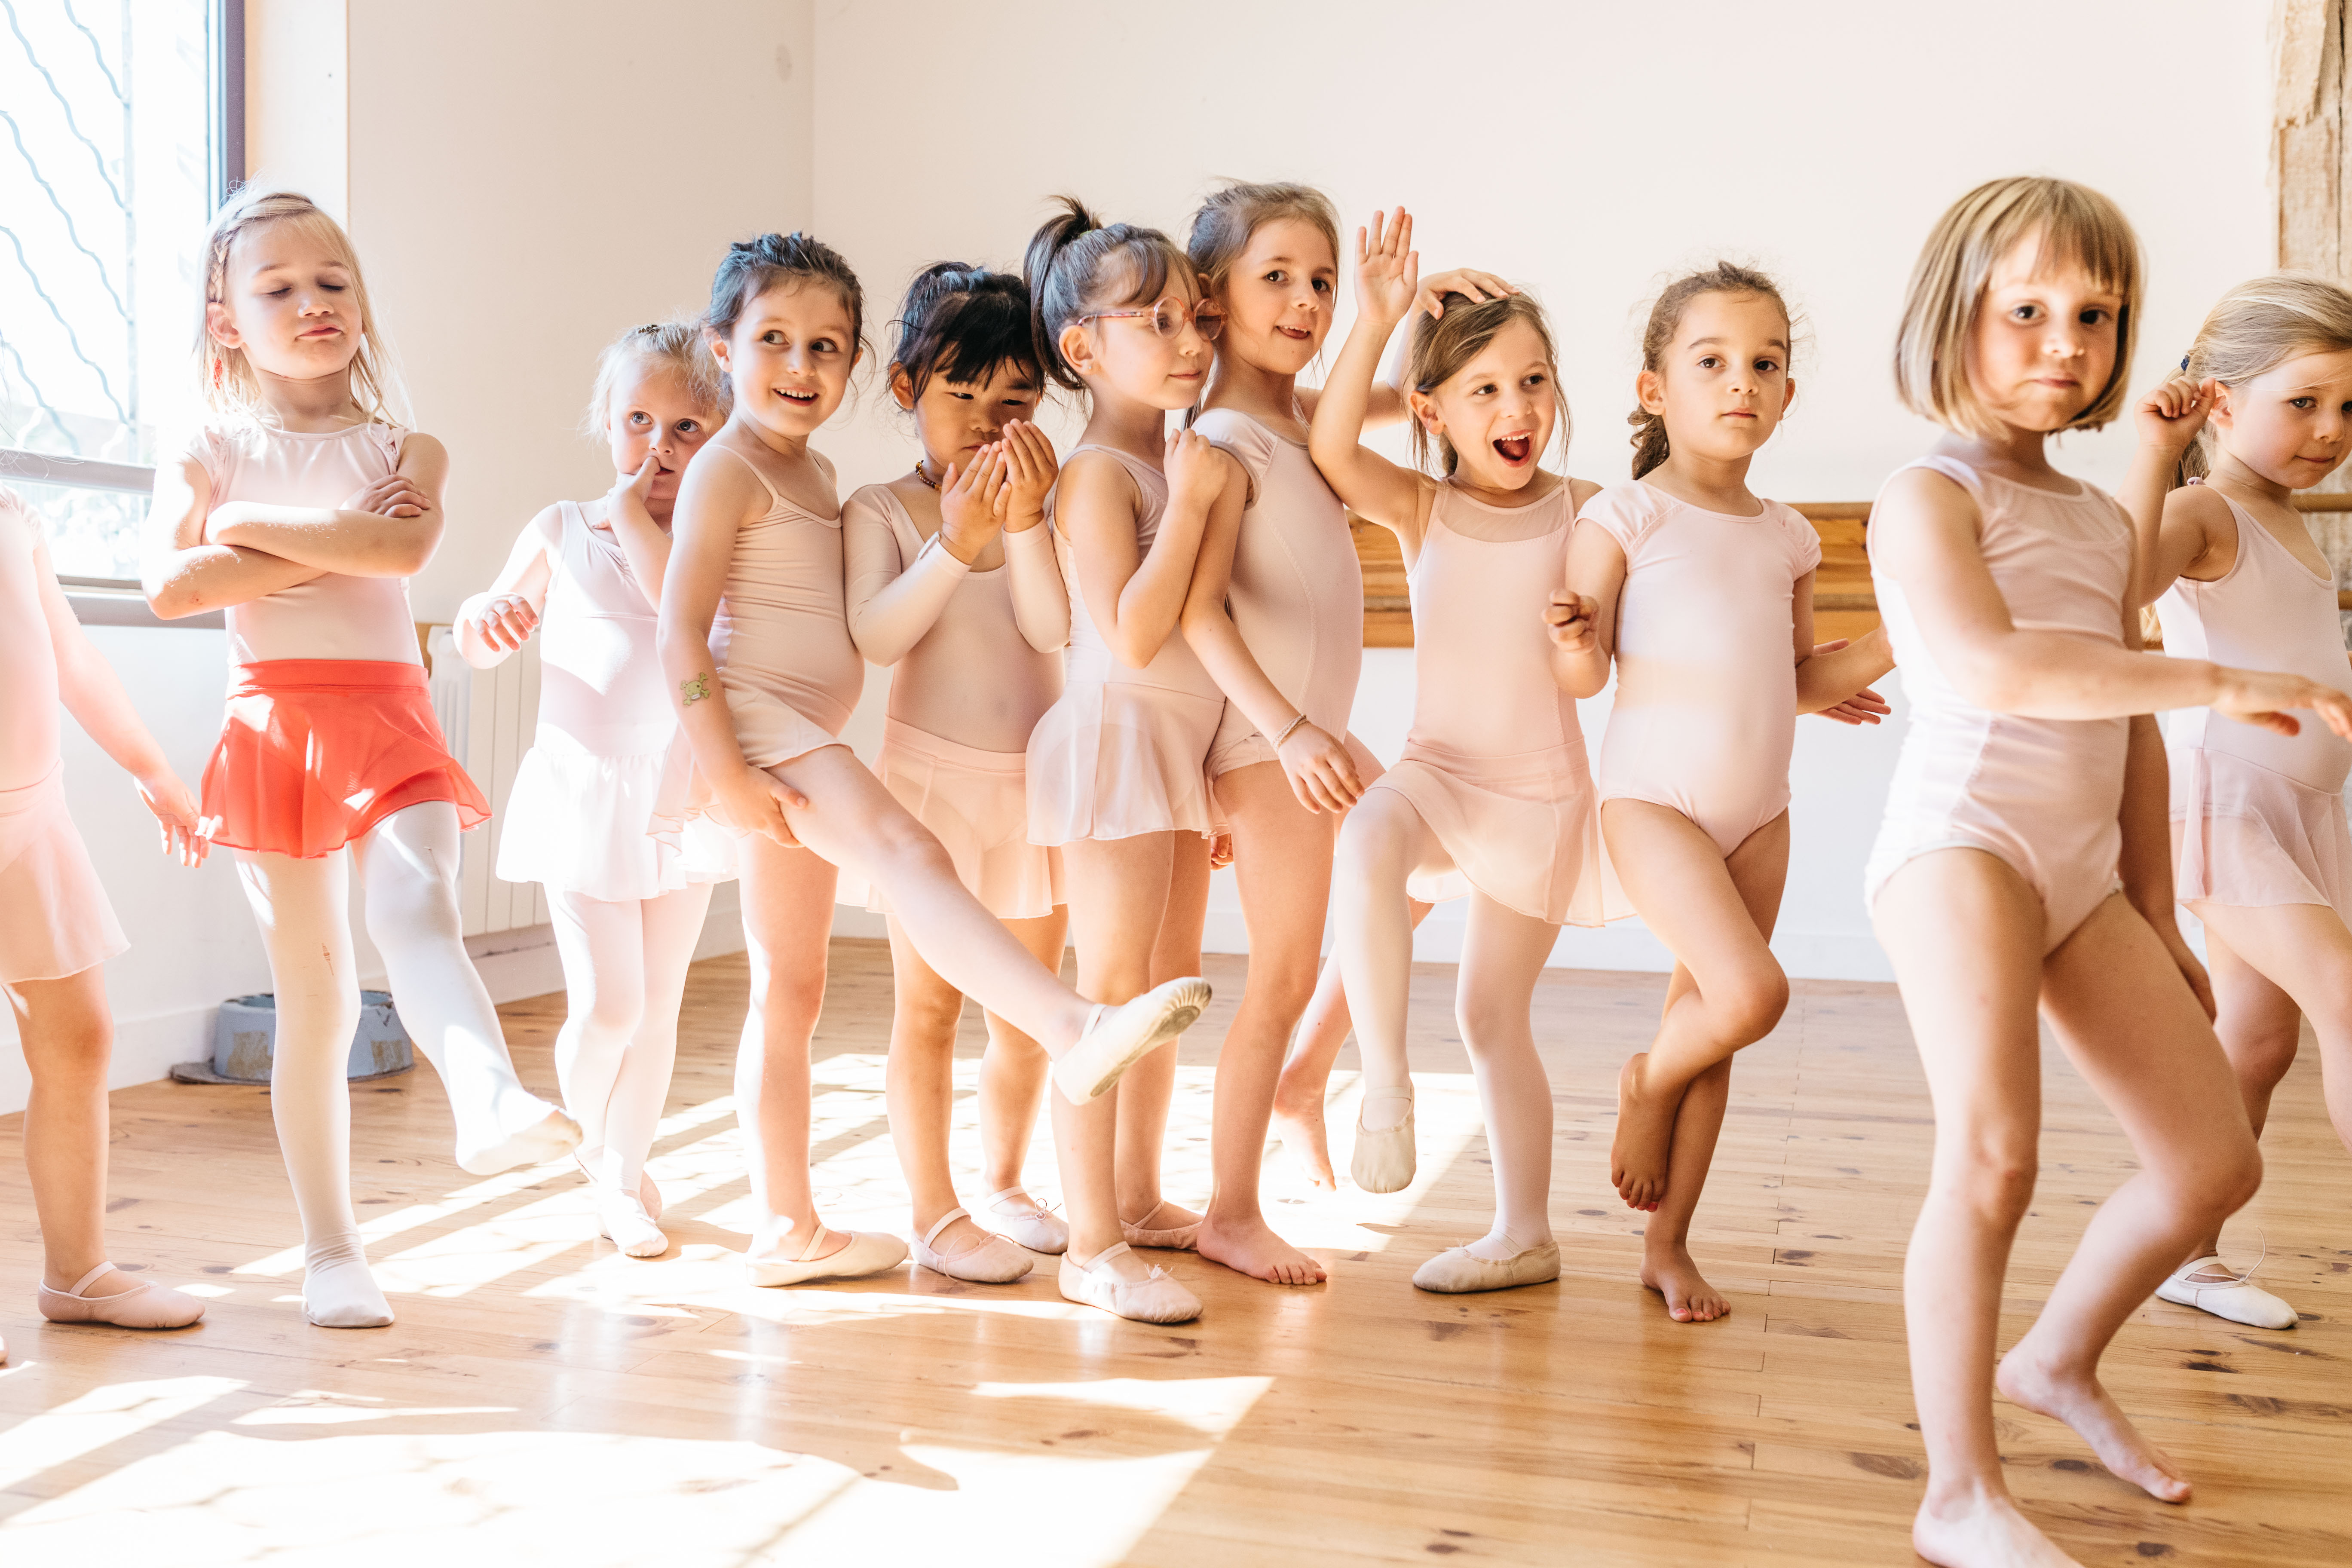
1863 175 2352 1568
2119 271 2352 1337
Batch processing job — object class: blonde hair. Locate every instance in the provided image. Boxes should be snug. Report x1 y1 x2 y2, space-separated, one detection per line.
582 320 728 439
1629 260 1795 479
2177 272 2352 481
1405 291 1567 475
1894 176 2141 438
196 187 404 423
1185 180 1340 302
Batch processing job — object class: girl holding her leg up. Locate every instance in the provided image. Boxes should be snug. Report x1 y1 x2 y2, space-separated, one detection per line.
143 189 581 1329
844 263 1071 1281
3 487 210 1359
456 322 733 1259
1309 208 1616 1292
1551 264 1892 1322
2119 274 2352 1332
1865 177 2352 1568
657 232 1207 1307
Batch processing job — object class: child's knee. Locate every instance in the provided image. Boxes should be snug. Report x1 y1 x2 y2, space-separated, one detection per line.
1942 1136 2038 1226
1717 966 1790 1046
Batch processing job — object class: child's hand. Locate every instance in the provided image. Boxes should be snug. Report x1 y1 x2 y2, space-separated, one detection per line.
1208 829 1235 870
1277 720 1365 814
2135 374 2215 454
1166 428 1227 514
1415 267 1514 320
709 763 811 850
462 591 539 652
1354 207 1421 328
341 472 430 519
998 420 1059 531
1544 589 1600 654
135 769 213 867
604 450 662 528
937 444 1008 563
1813 685 1891 725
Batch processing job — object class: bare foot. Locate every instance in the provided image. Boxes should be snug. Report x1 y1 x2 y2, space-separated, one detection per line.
1198 1211 1329 1285
1995 1344 2191 1503
1913 1487 2082 1567
1610 1053 1677 1211
1639 1241 1730 1323
1269 1091 1338 1192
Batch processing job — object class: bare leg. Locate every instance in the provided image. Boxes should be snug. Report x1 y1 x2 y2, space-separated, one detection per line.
1997 893 2260 1504
9 968 125 1294
1116 830 1211 1236
1453 891 1562 1257
734 830 846 1262
1271 898 1435 1191
1197 762 1329 1285
235 847 389 1327
1602 803 1792 1210
883 917 995 1256
978 909 1068 1224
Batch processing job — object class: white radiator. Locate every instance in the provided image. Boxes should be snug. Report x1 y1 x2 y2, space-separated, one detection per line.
426 626 551 937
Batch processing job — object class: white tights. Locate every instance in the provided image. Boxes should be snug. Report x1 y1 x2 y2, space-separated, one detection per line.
547 884 713 1194
236 801 561 1325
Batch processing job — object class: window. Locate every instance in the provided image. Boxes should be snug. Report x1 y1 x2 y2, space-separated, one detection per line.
0 0 238 588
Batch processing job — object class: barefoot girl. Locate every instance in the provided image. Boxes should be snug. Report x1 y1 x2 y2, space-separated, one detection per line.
657 232 1209 1302
1177 181 1509 1275
3 487 210 1359
143 188 582 1329
1308 208 1614 1293
2119 274 2352 1332
1865 176 2352 1568
456 322 731 1259
1551 263 1893 1323
844 263 1071 1281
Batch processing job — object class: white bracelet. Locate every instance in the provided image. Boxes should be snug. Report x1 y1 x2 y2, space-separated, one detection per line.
1273 714 1310 747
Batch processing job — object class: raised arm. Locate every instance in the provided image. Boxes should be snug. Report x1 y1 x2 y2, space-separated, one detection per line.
1063 437 1222 671
140 451 323 619
2116 374 2224 607
452 503 560 668
1000 422 1069 652
204 432 450 578
1309 208 1437 550
1872 464 2352 734
1306 267 1514 431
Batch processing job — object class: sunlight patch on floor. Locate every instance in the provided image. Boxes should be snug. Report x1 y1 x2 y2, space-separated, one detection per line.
0 1375 245 1493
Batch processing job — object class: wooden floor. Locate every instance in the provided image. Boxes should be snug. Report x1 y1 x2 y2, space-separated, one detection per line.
2 941 2348 1567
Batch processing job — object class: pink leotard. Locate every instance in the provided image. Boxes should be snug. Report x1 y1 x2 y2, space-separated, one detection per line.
0 488 58 794
1584 481 1822 855
1864 455 2132 952
185 419 421 666
2159 483 2352 918
1365 479 1617 925
1191 408 1367 776
1025 446 1225 844
845 483 1068 917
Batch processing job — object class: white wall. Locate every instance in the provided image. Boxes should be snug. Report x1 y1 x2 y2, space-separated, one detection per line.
811 0 2278 979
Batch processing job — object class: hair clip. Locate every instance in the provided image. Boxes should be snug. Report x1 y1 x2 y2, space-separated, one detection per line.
2180 354 2190 371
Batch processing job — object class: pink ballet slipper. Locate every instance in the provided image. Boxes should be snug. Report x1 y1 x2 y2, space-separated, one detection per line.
1121 1199 1201 1251
37 1264 206 1330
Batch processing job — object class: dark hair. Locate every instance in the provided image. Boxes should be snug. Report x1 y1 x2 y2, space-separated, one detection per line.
704 230 867 359
1405 291 1566 475
1023 195 1194 392
1628 261 1795 479
890 263 1040 404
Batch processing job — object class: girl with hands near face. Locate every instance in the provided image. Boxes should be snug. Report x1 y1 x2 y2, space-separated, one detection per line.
1556 264 1893 1326
842 264 1076 1285
455 322 730 1262
1305 205 1615 1297
2113 275 2352 1336
657 234 1209 1301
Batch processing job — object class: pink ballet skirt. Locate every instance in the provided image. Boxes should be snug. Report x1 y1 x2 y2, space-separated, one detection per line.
1374 738 1620 927
1026 680 1224 845
0 764 129 984
2171 746 2352 917
870 719 1063 919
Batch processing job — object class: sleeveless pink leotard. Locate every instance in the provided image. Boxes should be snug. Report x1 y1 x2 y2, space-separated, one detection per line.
1026 446 1225 843
0 487 127 982
1189 408 1372 778
2159 483 2352 919
845 483 1067 918
1584 481 1822 855
1864 455 2133 952
1366 479 1619 925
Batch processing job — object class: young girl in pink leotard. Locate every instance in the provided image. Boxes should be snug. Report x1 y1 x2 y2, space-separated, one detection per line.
1865 178 2352 1568
142 188 582 1330
2 487 210 1360
2118 274 2352 1335
1309 207 1614 1294
1176 181 1511 1280
844 264 1072 1283
1552 264 1893 1323
455 322 733 1261
657 233 1208 1313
